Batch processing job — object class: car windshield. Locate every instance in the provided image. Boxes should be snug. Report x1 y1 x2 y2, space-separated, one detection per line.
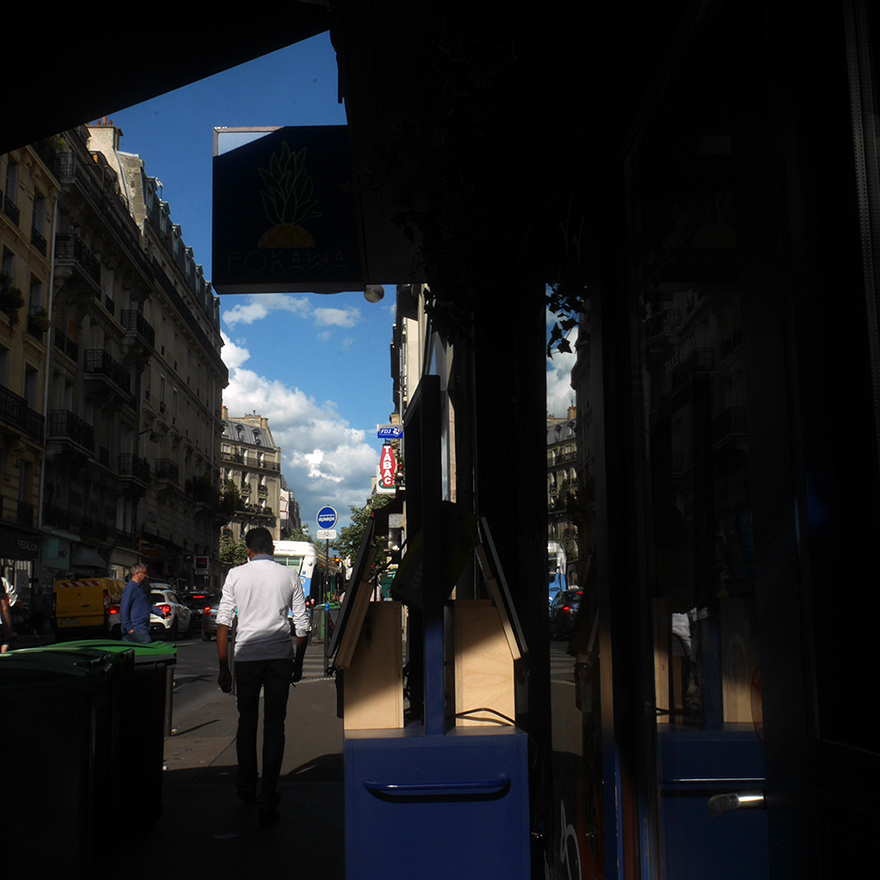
560 591 582 603
185 595 215 609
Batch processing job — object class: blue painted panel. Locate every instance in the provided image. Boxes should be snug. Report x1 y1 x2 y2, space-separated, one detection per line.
658 727 769 879
345 727 530 880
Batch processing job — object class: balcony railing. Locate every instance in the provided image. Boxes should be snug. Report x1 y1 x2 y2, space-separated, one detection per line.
30 226 47 256
0 384 45 445
120 309 156 348
84 349 131 394
3 193 20 226
55 232 101 287
118 453 151 483
155 458 179 482
235 502 274 517
48 409 95 452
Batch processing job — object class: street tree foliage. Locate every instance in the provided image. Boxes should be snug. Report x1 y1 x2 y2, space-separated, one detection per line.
288 524 312 542
332 495 391 570
219 535 247 566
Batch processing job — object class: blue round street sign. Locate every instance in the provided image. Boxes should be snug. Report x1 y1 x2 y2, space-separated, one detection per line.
317 506 338 530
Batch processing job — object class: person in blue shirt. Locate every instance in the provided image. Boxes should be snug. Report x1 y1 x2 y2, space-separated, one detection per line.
120 563 158 643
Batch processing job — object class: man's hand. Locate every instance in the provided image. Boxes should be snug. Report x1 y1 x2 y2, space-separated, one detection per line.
218 667 232 693
216 623 231 691
292 633 307 684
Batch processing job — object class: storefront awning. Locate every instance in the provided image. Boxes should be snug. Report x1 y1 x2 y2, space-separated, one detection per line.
71 545 106 568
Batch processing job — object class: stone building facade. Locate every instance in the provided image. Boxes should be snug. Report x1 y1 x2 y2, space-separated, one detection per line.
219 408 283 542
1 122 227 599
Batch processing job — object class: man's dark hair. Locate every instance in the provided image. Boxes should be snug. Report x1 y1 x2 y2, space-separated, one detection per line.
245 527 274 555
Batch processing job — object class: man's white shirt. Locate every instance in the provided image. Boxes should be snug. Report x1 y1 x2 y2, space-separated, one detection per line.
217 555 310 662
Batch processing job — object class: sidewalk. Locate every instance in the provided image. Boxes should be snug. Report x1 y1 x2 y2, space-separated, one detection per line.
90 659 345 880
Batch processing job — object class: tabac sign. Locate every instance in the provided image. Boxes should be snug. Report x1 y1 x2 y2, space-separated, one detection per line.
378 443 397 494
212 126 363 294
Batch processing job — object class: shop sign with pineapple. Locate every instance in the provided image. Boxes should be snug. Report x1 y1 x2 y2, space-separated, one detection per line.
212 126 362 294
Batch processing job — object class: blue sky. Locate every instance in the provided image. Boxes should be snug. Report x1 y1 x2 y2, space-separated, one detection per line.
102 32 575 531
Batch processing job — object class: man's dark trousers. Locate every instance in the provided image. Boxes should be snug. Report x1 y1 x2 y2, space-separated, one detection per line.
234 658 294 809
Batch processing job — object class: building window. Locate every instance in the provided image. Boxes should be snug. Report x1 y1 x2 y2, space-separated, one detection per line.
23 366 38 410
29 276 42 311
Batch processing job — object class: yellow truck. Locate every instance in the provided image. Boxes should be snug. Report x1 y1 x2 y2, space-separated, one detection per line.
52 577 126 639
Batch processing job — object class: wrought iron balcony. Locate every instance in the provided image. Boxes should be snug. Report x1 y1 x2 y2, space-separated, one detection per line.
118 453 151 483
48 409 95 453
0 384 45 445
30 226 47 256
155 458 179 482
3 193 20 226
84 349 131 395
55 232 101 288
120 309 156 348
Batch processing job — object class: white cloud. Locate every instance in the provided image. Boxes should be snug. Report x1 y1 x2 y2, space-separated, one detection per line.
221 295 362 339
312 306 361 327
222 294 312 328
221 336 251 371
221 332 380 528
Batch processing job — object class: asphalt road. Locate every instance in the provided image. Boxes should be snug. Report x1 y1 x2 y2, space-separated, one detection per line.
168 630 334 730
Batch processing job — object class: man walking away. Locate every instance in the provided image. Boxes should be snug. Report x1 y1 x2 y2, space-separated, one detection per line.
216 527 310 826
120 563 154 644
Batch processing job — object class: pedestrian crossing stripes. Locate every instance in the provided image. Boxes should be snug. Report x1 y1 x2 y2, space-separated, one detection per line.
550 649 576 684
299 652 334 682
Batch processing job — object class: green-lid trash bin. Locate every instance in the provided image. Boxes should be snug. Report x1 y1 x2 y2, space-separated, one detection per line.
0 646 120 879
53 639 177 824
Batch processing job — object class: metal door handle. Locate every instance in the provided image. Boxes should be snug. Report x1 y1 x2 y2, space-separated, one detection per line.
365 776 511 799
707 790 765 816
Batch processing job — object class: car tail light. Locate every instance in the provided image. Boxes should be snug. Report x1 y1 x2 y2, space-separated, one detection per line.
109 608 118 615
158 604 172 617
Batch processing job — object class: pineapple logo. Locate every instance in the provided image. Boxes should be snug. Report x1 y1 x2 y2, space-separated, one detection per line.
257 142 320 249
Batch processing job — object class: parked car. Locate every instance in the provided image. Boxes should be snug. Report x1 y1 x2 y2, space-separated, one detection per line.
549 589 582 639
149 585 194 640
183 592 218 633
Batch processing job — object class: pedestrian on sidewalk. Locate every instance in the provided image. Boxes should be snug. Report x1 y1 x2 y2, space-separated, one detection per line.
216 526 310 826
120 563 156 644
0 574 15 653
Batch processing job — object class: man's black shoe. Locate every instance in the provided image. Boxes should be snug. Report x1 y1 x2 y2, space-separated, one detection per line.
259 808 280 827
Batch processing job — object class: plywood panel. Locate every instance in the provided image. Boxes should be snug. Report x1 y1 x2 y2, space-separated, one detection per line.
453 600 515 727
344 602 404 731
